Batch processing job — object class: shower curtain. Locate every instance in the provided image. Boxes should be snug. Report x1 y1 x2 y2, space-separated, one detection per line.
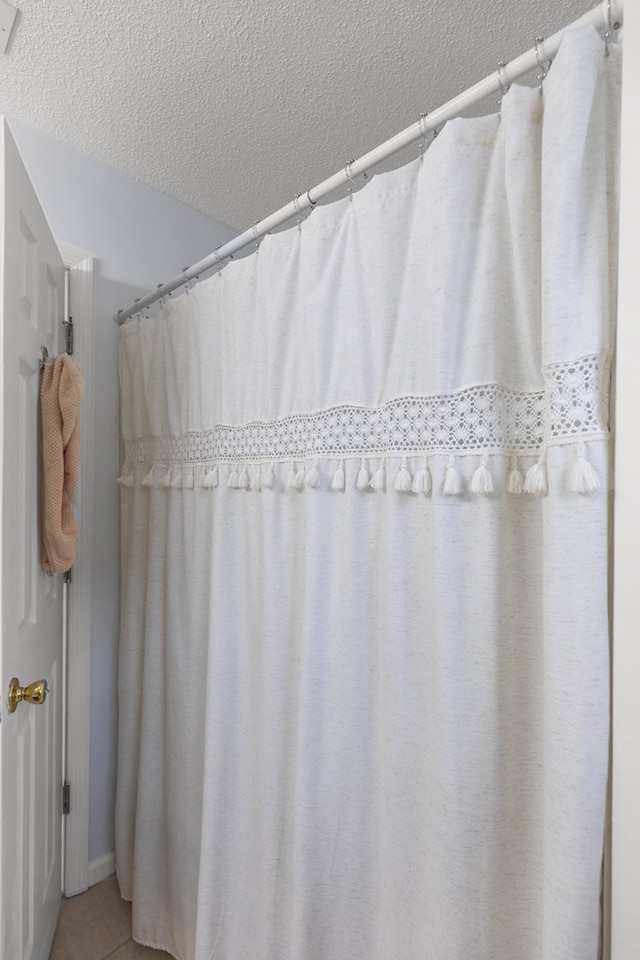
116 27 620 960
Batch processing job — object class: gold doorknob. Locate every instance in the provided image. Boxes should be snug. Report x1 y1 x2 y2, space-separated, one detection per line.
8 677 48 714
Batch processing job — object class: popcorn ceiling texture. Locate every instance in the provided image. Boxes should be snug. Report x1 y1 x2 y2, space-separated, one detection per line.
0 0 588 229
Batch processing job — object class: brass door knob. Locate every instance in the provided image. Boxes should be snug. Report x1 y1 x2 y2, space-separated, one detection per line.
8 677 48 714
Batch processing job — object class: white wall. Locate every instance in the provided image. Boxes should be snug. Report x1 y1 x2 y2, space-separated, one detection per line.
4 113 238 862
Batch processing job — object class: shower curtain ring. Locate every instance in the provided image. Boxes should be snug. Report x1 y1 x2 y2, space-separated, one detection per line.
418 112 429 160
306 189 316 207
534 37 549 92
345 159 357 200
293 193 303 229
252 222 262 251
606 0 621 32
603 0 619 55
497 61 509 118
182 267 192 293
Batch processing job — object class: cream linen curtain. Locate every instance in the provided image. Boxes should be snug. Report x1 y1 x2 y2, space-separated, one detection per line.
116 28 620 960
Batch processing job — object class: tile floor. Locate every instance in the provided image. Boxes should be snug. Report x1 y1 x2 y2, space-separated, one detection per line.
49 876 173 960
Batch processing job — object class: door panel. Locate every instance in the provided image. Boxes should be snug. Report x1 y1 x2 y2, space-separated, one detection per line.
0 118 65 960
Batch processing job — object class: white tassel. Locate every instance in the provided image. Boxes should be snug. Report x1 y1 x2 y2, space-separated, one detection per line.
442 455 462 495
369 461 386 491
182 469 194 490
141 468 155 488
411 458 432 495
262 463 275 489
356 458 370 491
287 463 304 489
506 456 524 494
331 459 346 491
251 466 263 491
201 465 219 488
394 456 412 492
159 469 173 488
524 458 548 496
470 454 493 494
305 460 320 489
116 470 135 488
170 471 183 489
227 466 240 489
239 466 251 490
568 441 600 494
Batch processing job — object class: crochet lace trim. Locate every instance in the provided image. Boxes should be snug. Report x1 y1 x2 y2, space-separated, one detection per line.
122 353 608 470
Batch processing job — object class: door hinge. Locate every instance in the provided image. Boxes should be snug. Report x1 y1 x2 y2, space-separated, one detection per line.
62 781 70 816
63 316 74 356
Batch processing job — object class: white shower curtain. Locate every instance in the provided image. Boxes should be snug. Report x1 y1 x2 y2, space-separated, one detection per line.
116 27 620 960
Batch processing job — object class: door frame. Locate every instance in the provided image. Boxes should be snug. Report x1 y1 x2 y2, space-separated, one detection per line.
57 241 95 897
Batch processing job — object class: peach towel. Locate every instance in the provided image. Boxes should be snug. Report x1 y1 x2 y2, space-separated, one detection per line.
39 355 83 574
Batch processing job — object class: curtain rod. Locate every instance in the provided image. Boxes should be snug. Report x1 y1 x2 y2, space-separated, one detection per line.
116 0 623 325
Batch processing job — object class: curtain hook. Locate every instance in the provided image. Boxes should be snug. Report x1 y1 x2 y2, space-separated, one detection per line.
345 159 357 201
251 222 262 252
497 61 509 118
306 189 317 208
603 0 619 55
534 37 549 93
182 267 192 294
293 193 304 230
418 112 428 161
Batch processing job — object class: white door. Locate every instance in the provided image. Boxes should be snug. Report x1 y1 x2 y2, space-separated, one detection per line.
0 119 65 960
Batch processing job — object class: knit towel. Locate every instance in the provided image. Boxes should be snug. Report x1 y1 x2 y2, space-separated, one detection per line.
39 355 83 575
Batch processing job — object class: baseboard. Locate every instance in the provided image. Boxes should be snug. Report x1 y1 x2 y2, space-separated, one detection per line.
88 851 116 887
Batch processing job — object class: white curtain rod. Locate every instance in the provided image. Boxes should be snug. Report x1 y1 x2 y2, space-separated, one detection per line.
116 0 622 325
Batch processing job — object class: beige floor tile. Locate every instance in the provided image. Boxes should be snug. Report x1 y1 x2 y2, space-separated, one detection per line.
49 877 132 960
110 939 175 959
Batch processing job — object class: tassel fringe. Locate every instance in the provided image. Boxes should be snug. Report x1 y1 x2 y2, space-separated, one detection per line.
524 458 548 496
568 441 600 494
134 449 598 497
201 465 219 488
506 456 524 494
251 467 263 491
470 454 493 494
411 459 432 495
394 457 412 492
331 460 346 491
442 455 462 496
305 461 320 489
287 463 305 489
239 466 251 490
356 459 370 491
369 461 386 491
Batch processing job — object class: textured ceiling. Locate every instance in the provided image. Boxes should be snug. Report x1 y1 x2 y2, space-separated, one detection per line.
0 0 592 230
